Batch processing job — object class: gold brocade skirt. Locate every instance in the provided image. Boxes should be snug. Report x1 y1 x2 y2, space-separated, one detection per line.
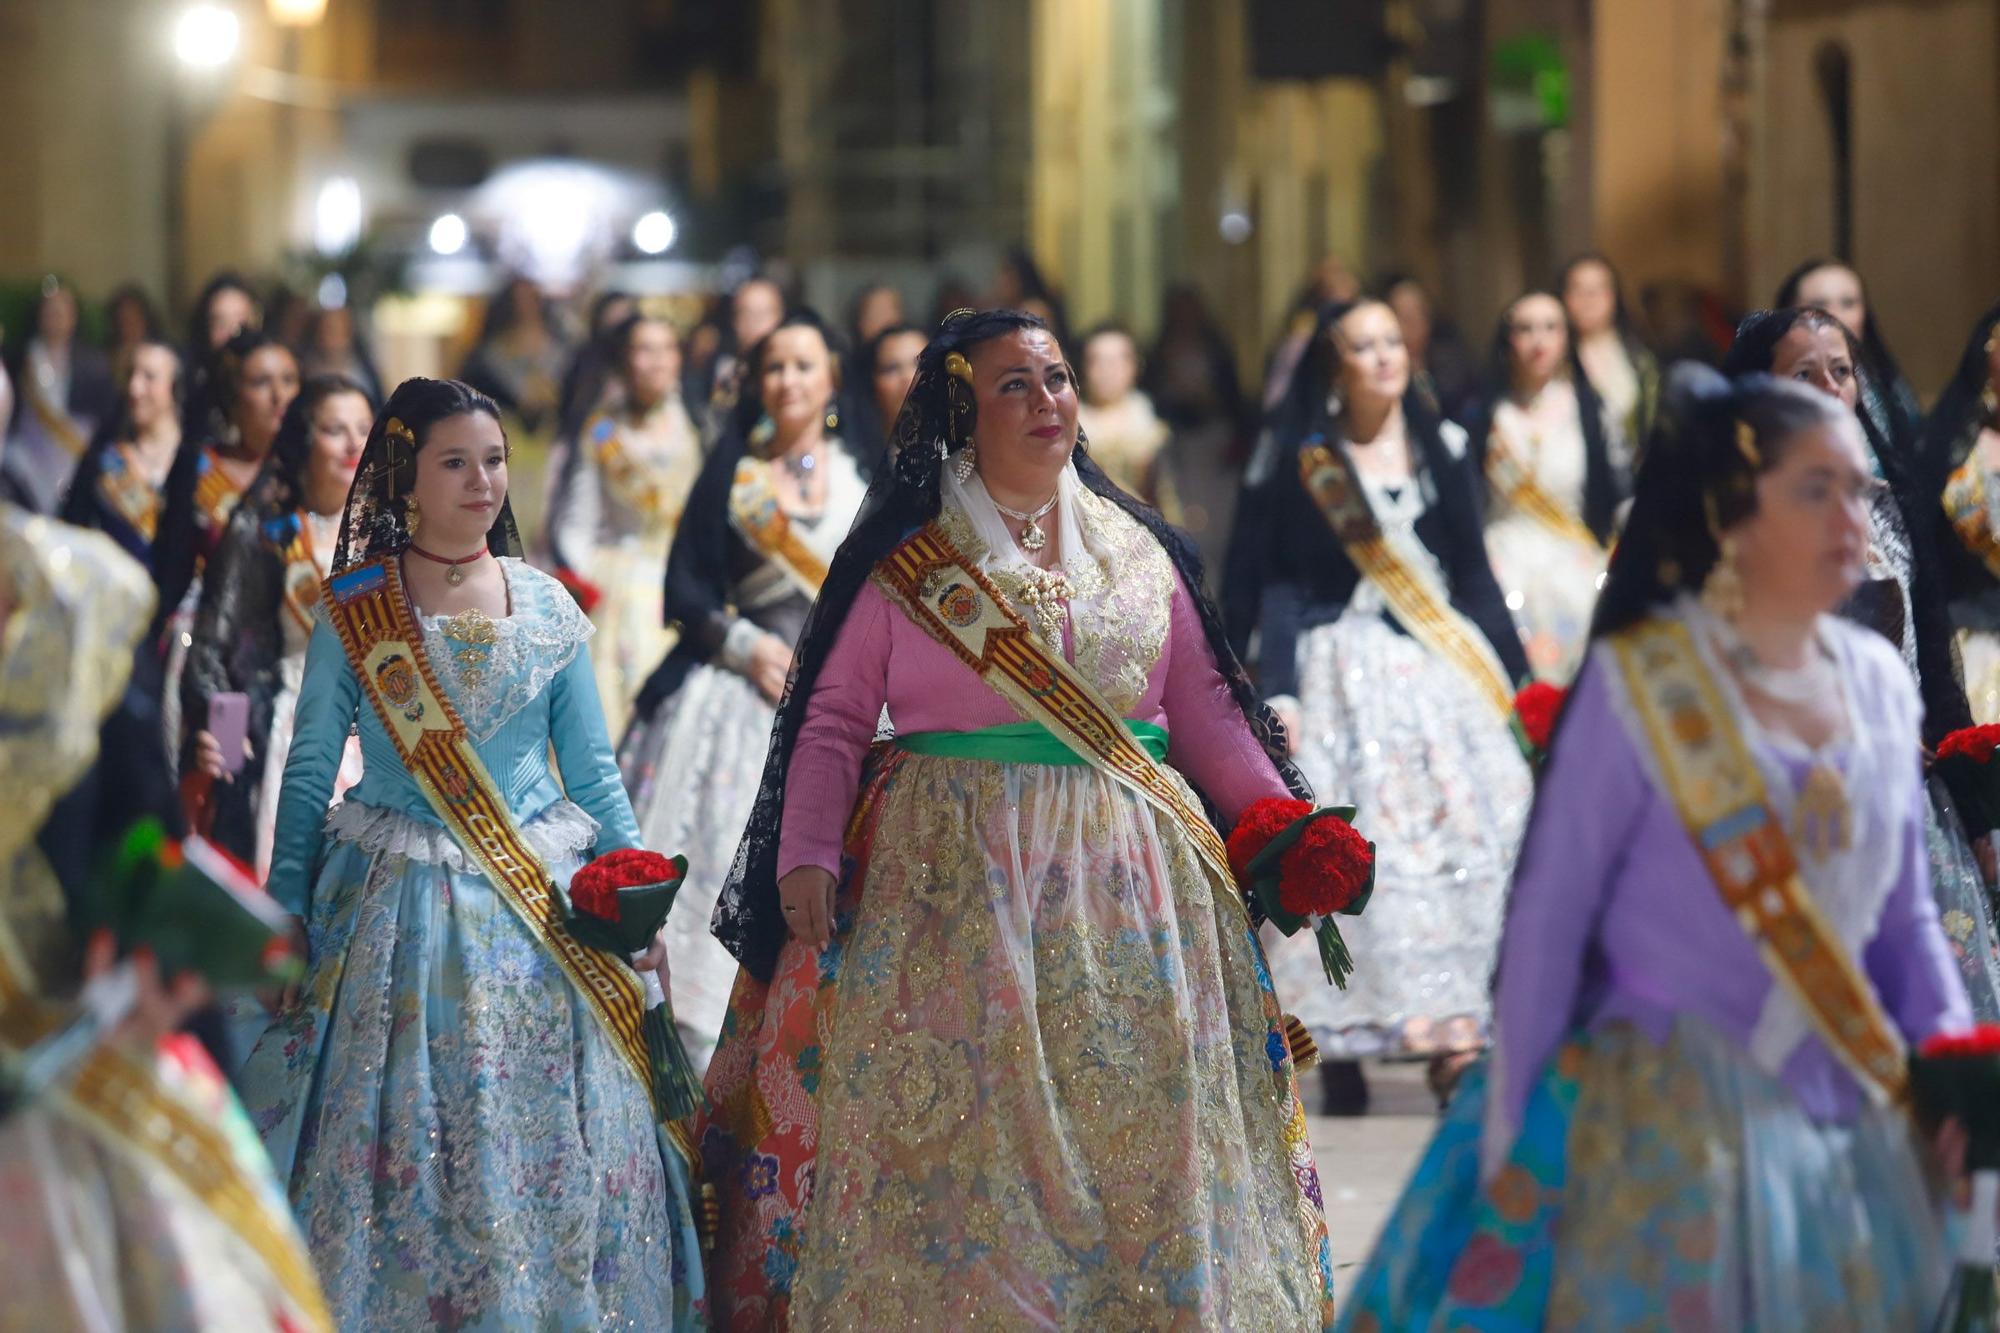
789 751 1334 1331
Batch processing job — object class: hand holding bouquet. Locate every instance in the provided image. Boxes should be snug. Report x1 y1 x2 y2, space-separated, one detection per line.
558 849 704 1119
1911 1025 2000 1331
1227 797 1375 988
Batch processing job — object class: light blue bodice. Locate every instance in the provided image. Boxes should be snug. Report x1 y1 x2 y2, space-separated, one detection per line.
267 557 642 916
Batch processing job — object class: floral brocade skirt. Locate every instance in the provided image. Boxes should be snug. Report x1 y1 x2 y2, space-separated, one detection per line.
236 800 705 1331
1338 1019 1948 1332
700 747 1335 1330
1275 612 1532 1057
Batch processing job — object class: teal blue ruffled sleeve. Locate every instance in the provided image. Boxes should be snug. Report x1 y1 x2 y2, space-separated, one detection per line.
549 643 642 855
267 617 361 916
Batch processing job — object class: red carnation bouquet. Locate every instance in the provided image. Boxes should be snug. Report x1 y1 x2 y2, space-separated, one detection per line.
1911 1024 2000 1329
1933 724 2000 836
1227 797 1375 988
553 566 603 614
559 849 703 1118
1510 682 1567 767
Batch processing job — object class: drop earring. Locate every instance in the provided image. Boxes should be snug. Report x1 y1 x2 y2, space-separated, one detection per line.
1701 534 1744 621
404 495 423 540
951 444 978 484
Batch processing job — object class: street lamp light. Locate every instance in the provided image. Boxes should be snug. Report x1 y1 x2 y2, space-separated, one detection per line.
633 211 677 256
172 4 241 69
429 214 468 257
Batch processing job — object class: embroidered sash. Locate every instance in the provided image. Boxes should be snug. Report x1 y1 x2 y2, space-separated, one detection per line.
265 512 324 635
24 381 86 459
1609 616 1907 1104
322 558 698 1163
1298 442 1514 717
588 413 682 527
729 458 829 598
873 523 1238 897
1484 427 1603 550
0 923 332 1331
97 445 162 545
1943 453 2000 581
193 448 248 553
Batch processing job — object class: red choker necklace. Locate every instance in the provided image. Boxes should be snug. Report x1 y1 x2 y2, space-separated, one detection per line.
407 543 488 586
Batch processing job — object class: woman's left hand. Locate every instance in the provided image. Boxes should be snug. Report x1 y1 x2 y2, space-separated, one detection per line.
630 929 669 975
1931 1115 1971 1209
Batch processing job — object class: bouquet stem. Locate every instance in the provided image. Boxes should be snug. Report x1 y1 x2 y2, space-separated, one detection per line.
1315 918 1355 990
1933 1170 2000 1332
637 970 706 1121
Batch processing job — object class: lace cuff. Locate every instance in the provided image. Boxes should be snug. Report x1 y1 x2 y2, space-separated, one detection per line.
719 616 765 675
324 799 602 871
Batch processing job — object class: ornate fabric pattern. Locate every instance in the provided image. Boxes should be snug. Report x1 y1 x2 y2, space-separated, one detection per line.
1339 1022 1945 1332
786 751 1331 1329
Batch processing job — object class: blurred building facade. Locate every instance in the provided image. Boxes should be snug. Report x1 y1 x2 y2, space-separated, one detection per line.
0 0 1994 390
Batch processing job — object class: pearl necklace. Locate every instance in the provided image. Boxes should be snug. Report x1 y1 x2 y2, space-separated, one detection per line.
991 491 1059 553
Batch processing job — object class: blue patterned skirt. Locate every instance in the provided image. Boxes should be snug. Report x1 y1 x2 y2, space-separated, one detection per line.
1338 1018 1948 1331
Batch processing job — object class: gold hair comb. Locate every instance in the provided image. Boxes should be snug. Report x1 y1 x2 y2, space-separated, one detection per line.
1734 420 1761 467
944 351 974 383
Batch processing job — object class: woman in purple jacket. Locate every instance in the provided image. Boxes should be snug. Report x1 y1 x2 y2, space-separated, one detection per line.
1340 365 1973 1331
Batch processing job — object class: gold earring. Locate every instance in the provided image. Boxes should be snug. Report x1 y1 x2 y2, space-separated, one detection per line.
405 495 423 539
1702 535 1744 621
951 444 977 484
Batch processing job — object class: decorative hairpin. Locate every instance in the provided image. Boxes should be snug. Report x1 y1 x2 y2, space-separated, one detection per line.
1734 420 1761 467
944 351 974 383
383 417 416 499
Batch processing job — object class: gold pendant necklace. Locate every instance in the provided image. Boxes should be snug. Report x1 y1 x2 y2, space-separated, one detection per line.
992 491 1059 553
1793 761 1852 863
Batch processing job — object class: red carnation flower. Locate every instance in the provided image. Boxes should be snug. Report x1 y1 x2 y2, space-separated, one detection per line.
569 849 684 923
1276 814 1375 918
1918 1024 2000 1059
1937 725 2000 766
1227 797 1313 884
1513 682 1567 753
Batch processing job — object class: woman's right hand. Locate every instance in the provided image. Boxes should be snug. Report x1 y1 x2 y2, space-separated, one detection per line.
263 914 309 1015
749 634 793 705
1272 702 1303 757
84 930 210 1056
778 867 838 947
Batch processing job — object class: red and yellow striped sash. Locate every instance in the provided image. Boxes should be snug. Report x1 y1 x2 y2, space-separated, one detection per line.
322 558 697 1163
1298 443 1514 717
1610 616 1906 1104
874 523 1239 898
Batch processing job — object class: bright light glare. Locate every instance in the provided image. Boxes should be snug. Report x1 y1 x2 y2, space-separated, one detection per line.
316 272 348 309
314 176 362 255
429 213 468 256
173 4 241 69
633 211 677 255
